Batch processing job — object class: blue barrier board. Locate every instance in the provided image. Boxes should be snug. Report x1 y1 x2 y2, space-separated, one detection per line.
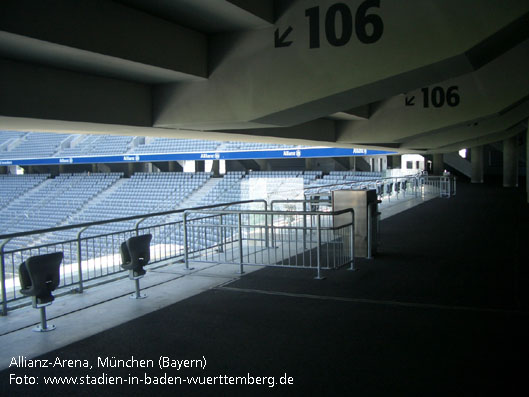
0 147 396 166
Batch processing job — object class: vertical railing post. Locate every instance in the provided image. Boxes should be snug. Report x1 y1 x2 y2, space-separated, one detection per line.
303 202 307 251
218 214 224 253
270 209 275 248
238 213 244 274
348 211 356 271
183 212 190 270
203 218 208 256
315 214 324 280
367 203 373 260
264 201 269 248
1 238 12 316
76 227 89 293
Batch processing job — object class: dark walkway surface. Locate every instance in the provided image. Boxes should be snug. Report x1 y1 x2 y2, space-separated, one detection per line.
2 182 529 396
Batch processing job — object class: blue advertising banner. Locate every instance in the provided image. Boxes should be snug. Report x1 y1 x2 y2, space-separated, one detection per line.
0 147 396 166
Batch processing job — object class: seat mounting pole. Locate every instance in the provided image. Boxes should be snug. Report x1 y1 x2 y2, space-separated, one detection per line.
34 306 56 332
135 279 141 299
40 307 48 329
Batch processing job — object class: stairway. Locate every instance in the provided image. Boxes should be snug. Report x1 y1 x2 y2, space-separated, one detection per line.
443 152 471 178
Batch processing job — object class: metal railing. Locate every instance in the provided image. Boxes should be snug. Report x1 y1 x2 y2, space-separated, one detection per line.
304 172 456 201
1 173 454 315
0 200 264 315
304 174 423 201
182 206 355 279
422 175 457 198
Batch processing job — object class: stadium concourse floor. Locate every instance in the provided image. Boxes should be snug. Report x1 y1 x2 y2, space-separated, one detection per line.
1 181 528 396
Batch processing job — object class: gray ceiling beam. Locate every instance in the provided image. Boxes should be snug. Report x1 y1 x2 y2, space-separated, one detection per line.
154 0 529 130
401 99 529 150
0 0 207 83
117 0 274 33
0 58 152 126
427 123 526 154
336 39 529 145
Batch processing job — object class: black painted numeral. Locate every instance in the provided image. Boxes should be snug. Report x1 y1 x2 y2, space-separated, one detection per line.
305 0 383 49
446 86 460 107
326 3 353 47
305 6 320 49
355 0 383 44
422 86 460 108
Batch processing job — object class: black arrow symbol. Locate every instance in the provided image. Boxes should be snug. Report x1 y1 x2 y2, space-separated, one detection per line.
275 26 293 48
405 96 415 106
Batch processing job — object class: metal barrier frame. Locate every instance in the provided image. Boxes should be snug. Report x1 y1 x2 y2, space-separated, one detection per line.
304 173 456 201
0 200 264 315
182 207 355 279
422 175 457 198
303 174 423 202
1 172 454 315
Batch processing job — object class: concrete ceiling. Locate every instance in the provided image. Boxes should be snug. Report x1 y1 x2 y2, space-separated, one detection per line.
1 0 528 154
115 0 274 33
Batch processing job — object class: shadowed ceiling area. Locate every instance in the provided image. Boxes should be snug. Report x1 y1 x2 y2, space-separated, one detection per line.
1 0 528 154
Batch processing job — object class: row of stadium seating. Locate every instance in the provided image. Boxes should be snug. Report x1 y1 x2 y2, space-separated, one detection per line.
0 130 25 145
58 135 134 157
329 171 384 177
1 131 314 159
0 170 387 258
131 138 221 154
0 132 70 159
0 174 50 209
49 172 213 241
219 141 305 151
1 173 122 251
302 171 382 184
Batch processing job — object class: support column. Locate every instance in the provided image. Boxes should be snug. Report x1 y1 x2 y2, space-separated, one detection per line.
126 162 145 177
433 153 444 175
255 159 272 171
503 136 518 187
211 160 220 177
305 158 314 171
126 163 134 177
471 145 484 183
348 157 356 170
195 160 205 172
168 161 182 172
91 163 98 173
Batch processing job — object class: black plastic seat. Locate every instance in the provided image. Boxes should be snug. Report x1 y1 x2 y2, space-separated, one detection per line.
19 252 63 332
120 234 152 299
